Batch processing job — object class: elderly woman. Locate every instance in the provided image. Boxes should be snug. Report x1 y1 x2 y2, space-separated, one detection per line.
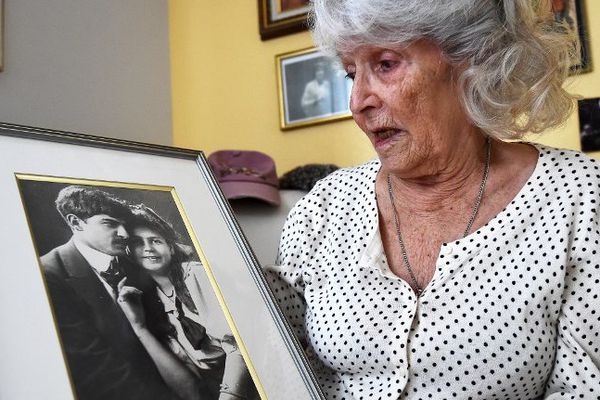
266 0 600 399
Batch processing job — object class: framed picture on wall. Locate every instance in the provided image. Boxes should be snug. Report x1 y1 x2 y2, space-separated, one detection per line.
276 47 353 130
551 0 591 73
0 122 325 400
258 0 310 40
578 97 600 152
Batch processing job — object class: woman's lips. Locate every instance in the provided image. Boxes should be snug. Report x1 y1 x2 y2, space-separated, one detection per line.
371 129 403 148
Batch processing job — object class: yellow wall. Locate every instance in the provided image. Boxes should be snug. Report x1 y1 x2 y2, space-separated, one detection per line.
169 0 372 174
169 1 599 175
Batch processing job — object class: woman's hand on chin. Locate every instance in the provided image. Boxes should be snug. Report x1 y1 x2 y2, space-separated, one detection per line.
117 277 147 332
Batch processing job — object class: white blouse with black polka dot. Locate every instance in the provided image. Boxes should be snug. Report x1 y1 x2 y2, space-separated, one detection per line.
266 144 600 400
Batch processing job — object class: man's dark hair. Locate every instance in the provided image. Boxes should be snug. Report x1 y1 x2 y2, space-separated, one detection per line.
55 185 131 222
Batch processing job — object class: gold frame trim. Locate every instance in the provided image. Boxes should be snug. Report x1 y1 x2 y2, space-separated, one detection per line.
14 173 266 399
171 189 267 399
15 174 79 400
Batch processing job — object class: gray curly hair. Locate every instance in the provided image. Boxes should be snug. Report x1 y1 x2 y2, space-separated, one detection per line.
310 0 578 139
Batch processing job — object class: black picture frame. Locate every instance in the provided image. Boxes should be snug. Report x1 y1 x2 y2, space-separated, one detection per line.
578 97 600 152
553 0 592 74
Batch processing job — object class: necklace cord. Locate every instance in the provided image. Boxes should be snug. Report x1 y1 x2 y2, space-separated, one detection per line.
462 136 492 236
386 136 492 297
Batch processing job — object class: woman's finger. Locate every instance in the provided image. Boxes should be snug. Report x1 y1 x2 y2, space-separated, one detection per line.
117 277 127 292
118 286 143 301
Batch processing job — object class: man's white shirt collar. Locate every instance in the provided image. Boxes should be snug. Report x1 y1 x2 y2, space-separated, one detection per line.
73 238 114 273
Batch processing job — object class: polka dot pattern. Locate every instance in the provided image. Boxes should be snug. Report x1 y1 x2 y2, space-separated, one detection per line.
265 145 600 399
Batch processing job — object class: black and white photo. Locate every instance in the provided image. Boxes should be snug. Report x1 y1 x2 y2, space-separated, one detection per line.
277 48 352 130
17 178 258 400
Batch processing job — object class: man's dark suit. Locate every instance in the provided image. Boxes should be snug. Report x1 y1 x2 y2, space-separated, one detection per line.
41 239 179 400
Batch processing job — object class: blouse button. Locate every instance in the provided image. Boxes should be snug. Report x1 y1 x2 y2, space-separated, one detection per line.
440 245 453 256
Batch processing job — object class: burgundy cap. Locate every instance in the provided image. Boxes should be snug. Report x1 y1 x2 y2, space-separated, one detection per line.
208 150 281 206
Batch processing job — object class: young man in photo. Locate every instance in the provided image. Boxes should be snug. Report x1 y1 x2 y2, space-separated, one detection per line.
40 185 179 400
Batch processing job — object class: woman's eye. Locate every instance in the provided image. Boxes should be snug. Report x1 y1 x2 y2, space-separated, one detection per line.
344 72 355 81
379 60 395 71
152 239 164 245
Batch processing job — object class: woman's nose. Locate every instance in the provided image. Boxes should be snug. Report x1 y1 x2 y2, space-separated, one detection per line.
349 72 379 114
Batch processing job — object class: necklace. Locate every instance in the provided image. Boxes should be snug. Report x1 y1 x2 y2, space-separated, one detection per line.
158 286 176 299
386 136 492 297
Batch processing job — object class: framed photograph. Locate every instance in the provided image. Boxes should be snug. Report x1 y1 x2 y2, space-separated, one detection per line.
0 122 325 400
276 47 353 130
258 0 309 40
578 97 600 152
551 0 591 73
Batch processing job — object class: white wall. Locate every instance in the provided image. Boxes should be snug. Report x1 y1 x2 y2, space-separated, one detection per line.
0 0 172 145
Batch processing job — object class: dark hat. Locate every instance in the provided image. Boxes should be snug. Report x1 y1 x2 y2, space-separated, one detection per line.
208 150 281 206
279 164 339 191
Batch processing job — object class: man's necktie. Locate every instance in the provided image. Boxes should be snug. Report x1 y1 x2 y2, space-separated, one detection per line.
99 258 125 295
174 296 207 350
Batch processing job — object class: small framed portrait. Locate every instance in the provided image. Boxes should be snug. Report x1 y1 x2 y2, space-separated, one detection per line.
551 0 591 73
276 47 353 130
578 97 600 152
258 0 310 40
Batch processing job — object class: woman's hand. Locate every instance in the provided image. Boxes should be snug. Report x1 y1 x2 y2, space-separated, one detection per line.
117 277 207 400
219 339 253 400
116 277 147 332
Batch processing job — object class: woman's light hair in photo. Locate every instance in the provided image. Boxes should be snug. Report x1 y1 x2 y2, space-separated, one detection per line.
310 0 579 139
